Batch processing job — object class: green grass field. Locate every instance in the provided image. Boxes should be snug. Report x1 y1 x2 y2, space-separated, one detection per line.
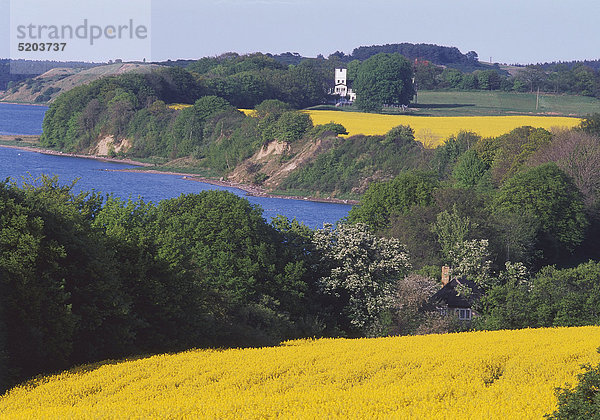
320 90 600 117
413 91 600 117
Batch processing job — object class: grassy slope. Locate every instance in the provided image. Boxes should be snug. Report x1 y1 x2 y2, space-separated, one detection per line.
1 326 599 419
0 63 162 104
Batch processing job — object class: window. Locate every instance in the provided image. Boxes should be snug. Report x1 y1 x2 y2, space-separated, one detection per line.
455 308 472 321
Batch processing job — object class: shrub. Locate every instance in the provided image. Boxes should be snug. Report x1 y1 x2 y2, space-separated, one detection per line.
547 352 600 419
310 122 348 138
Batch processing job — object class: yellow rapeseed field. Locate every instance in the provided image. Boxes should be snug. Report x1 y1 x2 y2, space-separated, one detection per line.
1 326 599 419
307 110 581 148
169 106 580 148
166 103 192 110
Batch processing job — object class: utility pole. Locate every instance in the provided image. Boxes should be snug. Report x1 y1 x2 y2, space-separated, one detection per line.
536 86 540 111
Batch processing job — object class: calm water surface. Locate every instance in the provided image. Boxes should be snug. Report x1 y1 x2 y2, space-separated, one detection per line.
0 103 47 135
0 103 352 228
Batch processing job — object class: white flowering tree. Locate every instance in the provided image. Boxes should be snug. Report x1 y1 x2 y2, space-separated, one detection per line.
313 223 411 336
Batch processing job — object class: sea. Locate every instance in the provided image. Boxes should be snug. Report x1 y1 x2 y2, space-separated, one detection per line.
0 102 352 228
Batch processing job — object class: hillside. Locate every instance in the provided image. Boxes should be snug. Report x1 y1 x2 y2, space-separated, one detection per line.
0 62 162 104
1 326 599 418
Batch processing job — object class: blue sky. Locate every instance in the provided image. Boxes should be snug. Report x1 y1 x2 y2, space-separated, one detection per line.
2 0 599 64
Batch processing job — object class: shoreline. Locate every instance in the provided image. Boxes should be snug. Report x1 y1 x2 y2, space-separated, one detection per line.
0 101 49 107
111 168 359 205
0 141 153 167
0 142 359 206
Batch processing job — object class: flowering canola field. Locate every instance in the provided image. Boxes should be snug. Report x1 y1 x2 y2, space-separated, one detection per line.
1 326 599 419
307 110 581 148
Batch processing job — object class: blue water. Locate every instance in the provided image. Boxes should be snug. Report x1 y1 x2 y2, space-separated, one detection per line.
0 104 352 228
0 103 48 135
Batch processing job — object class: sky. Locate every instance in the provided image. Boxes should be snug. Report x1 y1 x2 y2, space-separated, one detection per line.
1 0 599 65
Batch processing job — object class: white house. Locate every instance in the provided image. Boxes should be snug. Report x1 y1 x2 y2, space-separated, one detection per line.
331 68 356 103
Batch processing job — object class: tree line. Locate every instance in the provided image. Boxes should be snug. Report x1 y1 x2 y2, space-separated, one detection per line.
412 60 600 98
7 45 600 107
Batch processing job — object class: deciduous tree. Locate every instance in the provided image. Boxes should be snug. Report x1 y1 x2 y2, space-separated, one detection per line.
353 53 415 112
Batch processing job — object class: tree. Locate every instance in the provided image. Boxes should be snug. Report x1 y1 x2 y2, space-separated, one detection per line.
348 170 438 231
447 239 492 290
169 96 235 158
313 223 411 337
386 204 441 270
460 74 478 90
431 205 474 262
285 61 329 108
516 65 546 92
0 176 139 389
153 191 307 345
495 163 588 262
452 149 489 189
91 196 202 353
310 122 348 137
529 261 600 327
353 53 415 112
528 129 600 210
392 274 439 335
478 262 532 330
431 203 494 297
16 177 135 364
475 70 501 90
0 179 75 389
465 51 479 63
274 111 313 143
440 68 463 88
572 64 598 97
413 61 442 90
491 210 539 264
433 131 481 179
485 126 553 184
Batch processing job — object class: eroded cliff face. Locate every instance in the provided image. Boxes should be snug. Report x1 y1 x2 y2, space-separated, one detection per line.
93 135 132 156
227 136 336 190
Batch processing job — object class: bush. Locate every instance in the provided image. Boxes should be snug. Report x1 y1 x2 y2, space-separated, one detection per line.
580 113 600 137
274 111 313 143
348 170 438 231
310 122 348 138
547 352 600 419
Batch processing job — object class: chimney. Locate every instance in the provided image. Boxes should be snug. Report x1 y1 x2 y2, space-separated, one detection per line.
441 266 451 286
